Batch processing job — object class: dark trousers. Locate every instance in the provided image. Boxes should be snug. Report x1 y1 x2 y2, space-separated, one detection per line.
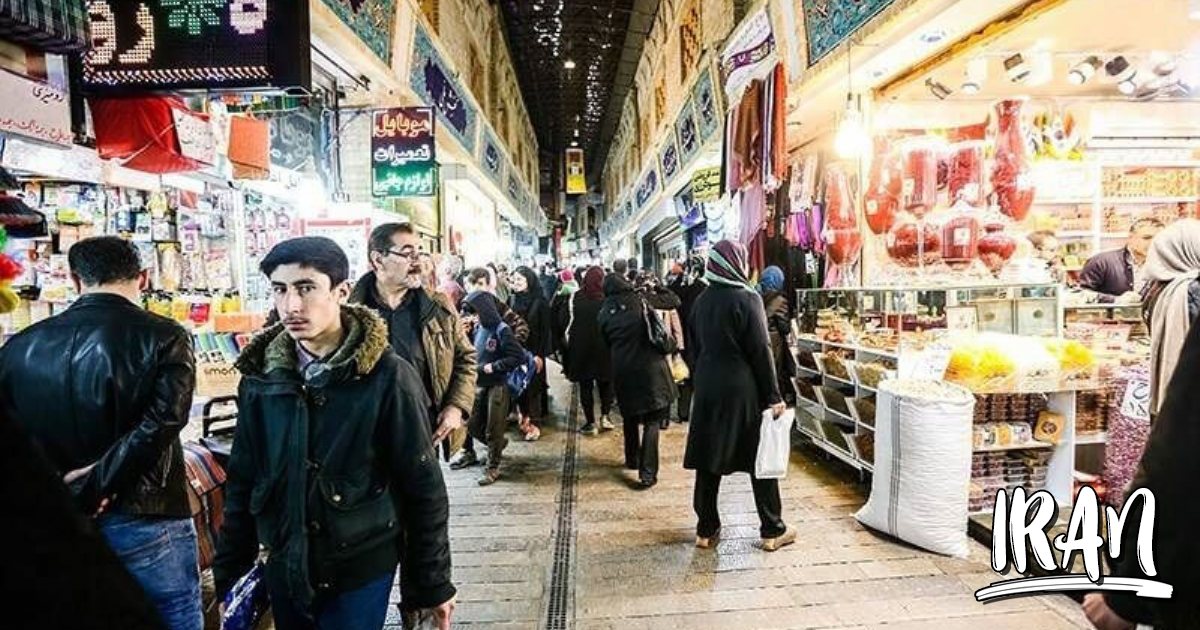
622 410 664 483
270 568 394 630
677 381 693 421
693 470 786 539
469 385 511 469
517 371 547 421
578 379 614 425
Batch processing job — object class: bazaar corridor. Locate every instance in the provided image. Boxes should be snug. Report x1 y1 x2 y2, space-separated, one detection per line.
418 368 1092 630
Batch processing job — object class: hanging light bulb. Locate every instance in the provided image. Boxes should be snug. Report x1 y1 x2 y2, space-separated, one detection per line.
835 95 869 159
1068 56 1102 85
1106 55 1137 95
961 57 988 94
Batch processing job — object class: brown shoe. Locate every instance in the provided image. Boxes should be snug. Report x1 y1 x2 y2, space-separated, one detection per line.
695 528 720 549
478 468 501 486
761 525 797 552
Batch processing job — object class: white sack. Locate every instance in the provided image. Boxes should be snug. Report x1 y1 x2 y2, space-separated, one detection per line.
855 379 974 557
755 408 794 479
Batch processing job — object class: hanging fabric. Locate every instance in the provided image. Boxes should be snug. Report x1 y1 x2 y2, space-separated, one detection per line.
90 97 214 174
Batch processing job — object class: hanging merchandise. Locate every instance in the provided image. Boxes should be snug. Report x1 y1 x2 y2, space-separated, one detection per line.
0 193 47 238
941 210 980 269
822 165 861 267
864 136 901 234
0 226 22 314
977 223 1018 274
900 138 940 218
788 153 819 212
948 141 986 208
886 221 941 267
991 99 1036 222
90 97 215 174
228 116 271 180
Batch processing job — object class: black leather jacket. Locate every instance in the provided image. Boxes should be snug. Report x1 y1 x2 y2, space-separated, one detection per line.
0 293 194 518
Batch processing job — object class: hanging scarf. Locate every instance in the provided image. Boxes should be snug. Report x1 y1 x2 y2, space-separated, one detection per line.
705 239 753 290
1143 219 1200 414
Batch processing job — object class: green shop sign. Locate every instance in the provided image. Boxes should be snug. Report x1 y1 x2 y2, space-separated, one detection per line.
372 107 437 197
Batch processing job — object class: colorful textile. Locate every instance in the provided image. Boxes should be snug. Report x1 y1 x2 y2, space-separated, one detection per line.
705 240 753 290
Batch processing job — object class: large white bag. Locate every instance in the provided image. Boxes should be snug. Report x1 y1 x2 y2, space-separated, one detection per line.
755 408 795 479
855 380 974 557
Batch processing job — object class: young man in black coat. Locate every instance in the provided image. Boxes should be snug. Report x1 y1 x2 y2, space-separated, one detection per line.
213 237 455 630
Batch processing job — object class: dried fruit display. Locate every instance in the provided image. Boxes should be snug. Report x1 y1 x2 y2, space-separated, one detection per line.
886 221 941 267
941 214 980 269
902 141 939 217
978 224 1017 273
948 142 986 207
864 137 902 234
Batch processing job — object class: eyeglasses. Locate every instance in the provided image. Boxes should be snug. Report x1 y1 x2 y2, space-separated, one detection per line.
383 248 420 260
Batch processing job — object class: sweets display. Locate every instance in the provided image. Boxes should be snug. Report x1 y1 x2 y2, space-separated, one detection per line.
970 450 1051 513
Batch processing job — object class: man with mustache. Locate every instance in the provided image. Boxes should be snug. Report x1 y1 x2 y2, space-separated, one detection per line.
350 223 477 458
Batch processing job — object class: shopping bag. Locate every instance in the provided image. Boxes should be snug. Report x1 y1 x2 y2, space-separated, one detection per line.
755 408 794 479
221 562 270 630
668 353 690 382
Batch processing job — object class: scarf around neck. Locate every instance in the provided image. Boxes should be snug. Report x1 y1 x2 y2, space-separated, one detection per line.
705 239 753 290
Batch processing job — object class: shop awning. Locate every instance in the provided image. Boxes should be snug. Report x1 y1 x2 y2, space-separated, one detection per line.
0 0 89 53
90 97 215 175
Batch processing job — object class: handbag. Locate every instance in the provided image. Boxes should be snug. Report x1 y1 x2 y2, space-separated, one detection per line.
642 301 678 355
668 353 690 382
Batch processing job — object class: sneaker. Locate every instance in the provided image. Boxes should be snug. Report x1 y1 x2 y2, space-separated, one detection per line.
761 525 797 552
449 450 479 470
523 425 541 442
695 528 721 549
580 422 598 435
599 415 615 431
478 468 501 486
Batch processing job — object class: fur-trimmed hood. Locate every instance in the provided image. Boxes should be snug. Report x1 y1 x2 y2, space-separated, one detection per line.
236 303 390 378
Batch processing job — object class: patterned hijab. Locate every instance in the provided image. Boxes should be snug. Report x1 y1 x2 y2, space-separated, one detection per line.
706 239 753 290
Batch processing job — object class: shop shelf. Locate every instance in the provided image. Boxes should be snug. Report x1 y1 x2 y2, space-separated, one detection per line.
1075 432 1108 445
1102 196 1200 204
857 421 875 432
824 373 856 389
796 364 821 378
973 440 1055 453
857 383 878 395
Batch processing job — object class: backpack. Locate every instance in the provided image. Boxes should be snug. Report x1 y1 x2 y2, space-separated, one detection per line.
497 322 538 396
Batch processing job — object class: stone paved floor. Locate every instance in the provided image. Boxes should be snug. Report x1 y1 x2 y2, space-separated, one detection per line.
392 367 1092 629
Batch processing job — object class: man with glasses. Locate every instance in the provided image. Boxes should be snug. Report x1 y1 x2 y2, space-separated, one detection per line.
350 223 477 456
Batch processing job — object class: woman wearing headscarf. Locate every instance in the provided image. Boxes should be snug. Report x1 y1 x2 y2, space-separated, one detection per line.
598 272 676 489
553 267 615 435
509 266 553 440
1084 313 1200 629
1140 218 1200 415
685 241 794 551
758 266 796 405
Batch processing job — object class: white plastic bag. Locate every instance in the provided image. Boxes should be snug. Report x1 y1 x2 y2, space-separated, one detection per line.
755 408 795 479
855 379 974 557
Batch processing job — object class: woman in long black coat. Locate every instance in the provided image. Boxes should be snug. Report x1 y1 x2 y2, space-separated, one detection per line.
552 267 614 434
509 266 553 440
685 240 794 551
598 273 677 488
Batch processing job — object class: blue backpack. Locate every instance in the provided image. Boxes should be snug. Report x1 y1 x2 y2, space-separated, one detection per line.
496 322 538 396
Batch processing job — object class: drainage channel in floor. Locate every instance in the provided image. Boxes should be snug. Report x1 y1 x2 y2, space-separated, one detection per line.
544 385 580 630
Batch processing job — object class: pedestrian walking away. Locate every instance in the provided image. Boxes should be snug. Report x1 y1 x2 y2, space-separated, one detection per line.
684 240 795 552
554 266 615 435
599 273 677 489
213 237 455 630
0 236 202 630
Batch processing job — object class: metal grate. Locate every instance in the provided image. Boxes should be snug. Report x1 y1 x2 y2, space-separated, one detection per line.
545 385 581 630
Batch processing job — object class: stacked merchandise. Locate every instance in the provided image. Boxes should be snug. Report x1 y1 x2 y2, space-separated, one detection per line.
968 393 1053 513
1103 364 1153 507
969 450 1052 513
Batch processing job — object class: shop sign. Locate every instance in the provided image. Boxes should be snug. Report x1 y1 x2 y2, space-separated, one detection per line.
565 148 587 194
371 107 437 198
691 68 721 144
802 0 896 67
319 0 397 63
479 126 505 185
82 0 311 93
0 69 70 147
674 101 700 168
410 24 479 154
171 109 216 165
635 166 660 210
691 167 721 203
720 7 775 100
1 137 103 183
658 137 680 183
270 107 320 172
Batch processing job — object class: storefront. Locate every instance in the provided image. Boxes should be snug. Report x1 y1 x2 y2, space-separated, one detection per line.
763 0 1199 555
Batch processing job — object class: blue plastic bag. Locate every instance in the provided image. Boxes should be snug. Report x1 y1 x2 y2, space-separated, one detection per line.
221 562 270 630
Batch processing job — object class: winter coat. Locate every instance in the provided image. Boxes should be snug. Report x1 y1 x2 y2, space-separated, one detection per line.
1105 315 1200 629
552 290 612 383
598 275 677 418
464 291 527 389
510 279 554 358
643 286 685 350
671 279 708 365
214 305 454 610
350 273 477 417
684 284 782 474
0 293 193 518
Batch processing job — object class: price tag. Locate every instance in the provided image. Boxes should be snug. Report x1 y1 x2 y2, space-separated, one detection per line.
1120 378 1151 422
898 340 953 381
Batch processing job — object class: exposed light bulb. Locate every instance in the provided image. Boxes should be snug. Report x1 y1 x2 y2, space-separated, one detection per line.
834 99 869 159
1068 56 1101 85
564 59 576 69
